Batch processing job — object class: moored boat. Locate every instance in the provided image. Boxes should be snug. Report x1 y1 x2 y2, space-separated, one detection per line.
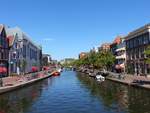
96 74 105 82
57 68 62 73
52 71 60 76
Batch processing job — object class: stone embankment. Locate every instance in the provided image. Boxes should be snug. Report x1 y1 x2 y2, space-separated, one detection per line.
77 68 150 90
0 70 54 94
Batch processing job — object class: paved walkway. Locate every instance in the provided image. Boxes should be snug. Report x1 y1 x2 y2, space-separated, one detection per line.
1 71 48 87
0 70 55 94
106 72 150 89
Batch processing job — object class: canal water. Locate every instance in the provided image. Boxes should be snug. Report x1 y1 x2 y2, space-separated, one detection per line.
0 71 150 113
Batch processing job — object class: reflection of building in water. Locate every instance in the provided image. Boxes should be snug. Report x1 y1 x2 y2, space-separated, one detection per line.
76 73 130 112
127 87 150 113
98 82 129 112
115 86 129 112
0 81 48 113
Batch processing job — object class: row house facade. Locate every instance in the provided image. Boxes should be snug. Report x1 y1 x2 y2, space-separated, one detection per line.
125 24 150 76
6 27 42 75
0 25 9 77
110 36 122 55
115 38 126 73
100 36 126 73
7 34 19 75
110 36 122 72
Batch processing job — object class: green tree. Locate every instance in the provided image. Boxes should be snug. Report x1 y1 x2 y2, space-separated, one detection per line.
88 51 97 68
73 51 115 71
144 46 150 64
20 59 27 75
42 57 49 66
97 51 115 70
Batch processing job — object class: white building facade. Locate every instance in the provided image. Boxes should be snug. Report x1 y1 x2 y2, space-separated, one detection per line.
115 38 126 73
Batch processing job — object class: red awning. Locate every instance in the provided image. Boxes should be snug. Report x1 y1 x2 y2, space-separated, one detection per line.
0 67 7 73
32 66 38 72
2 67 7 73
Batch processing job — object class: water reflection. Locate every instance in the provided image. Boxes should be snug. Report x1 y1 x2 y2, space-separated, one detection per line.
0 72 150 113
0 78 51 113
76 72 150 113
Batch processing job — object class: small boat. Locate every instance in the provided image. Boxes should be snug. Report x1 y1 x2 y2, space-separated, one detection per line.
96 74 105 82
57 68 62 73
52 71 60 76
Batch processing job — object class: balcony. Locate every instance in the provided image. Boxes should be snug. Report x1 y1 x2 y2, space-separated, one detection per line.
116 54 126 59
116 47 125 52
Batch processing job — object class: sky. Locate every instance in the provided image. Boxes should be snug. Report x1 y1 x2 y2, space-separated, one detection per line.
0 0 150 60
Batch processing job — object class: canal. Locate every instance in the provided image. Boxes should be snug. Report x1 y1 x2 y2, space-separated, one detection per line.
0 71 150 113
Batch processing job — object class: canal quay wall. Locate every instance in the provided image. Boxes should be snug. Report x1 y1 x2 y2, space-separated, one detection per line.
106 76 150 90
77 69 150 90
0 71 55 94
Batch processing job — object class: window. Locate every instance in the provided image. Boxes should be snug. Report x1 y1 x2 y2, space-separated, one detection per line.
126 41 129 49
27 44 29 56
136 48 139 59
23 45 26 58
147 64 150 74
139 36 143 45
30 48 32 59
144 34 149 44
130 39 134 48
1 52 3 59
15 43 17 49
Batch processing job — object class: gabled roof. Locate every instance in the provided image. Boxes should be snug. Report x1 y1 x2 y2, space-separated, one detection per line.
125 23 150 40
113 37 122 44
7 35 15 47
7 26 42 50
0 24 4 34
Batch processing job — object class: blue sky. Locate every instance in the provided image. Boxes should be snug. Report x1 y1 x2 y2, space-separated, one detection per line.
0 0 150 60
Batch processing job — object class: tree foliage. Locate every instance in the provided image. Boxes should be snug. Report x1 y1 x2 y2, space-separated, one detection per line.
73 51 115 70
144 46 150 64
